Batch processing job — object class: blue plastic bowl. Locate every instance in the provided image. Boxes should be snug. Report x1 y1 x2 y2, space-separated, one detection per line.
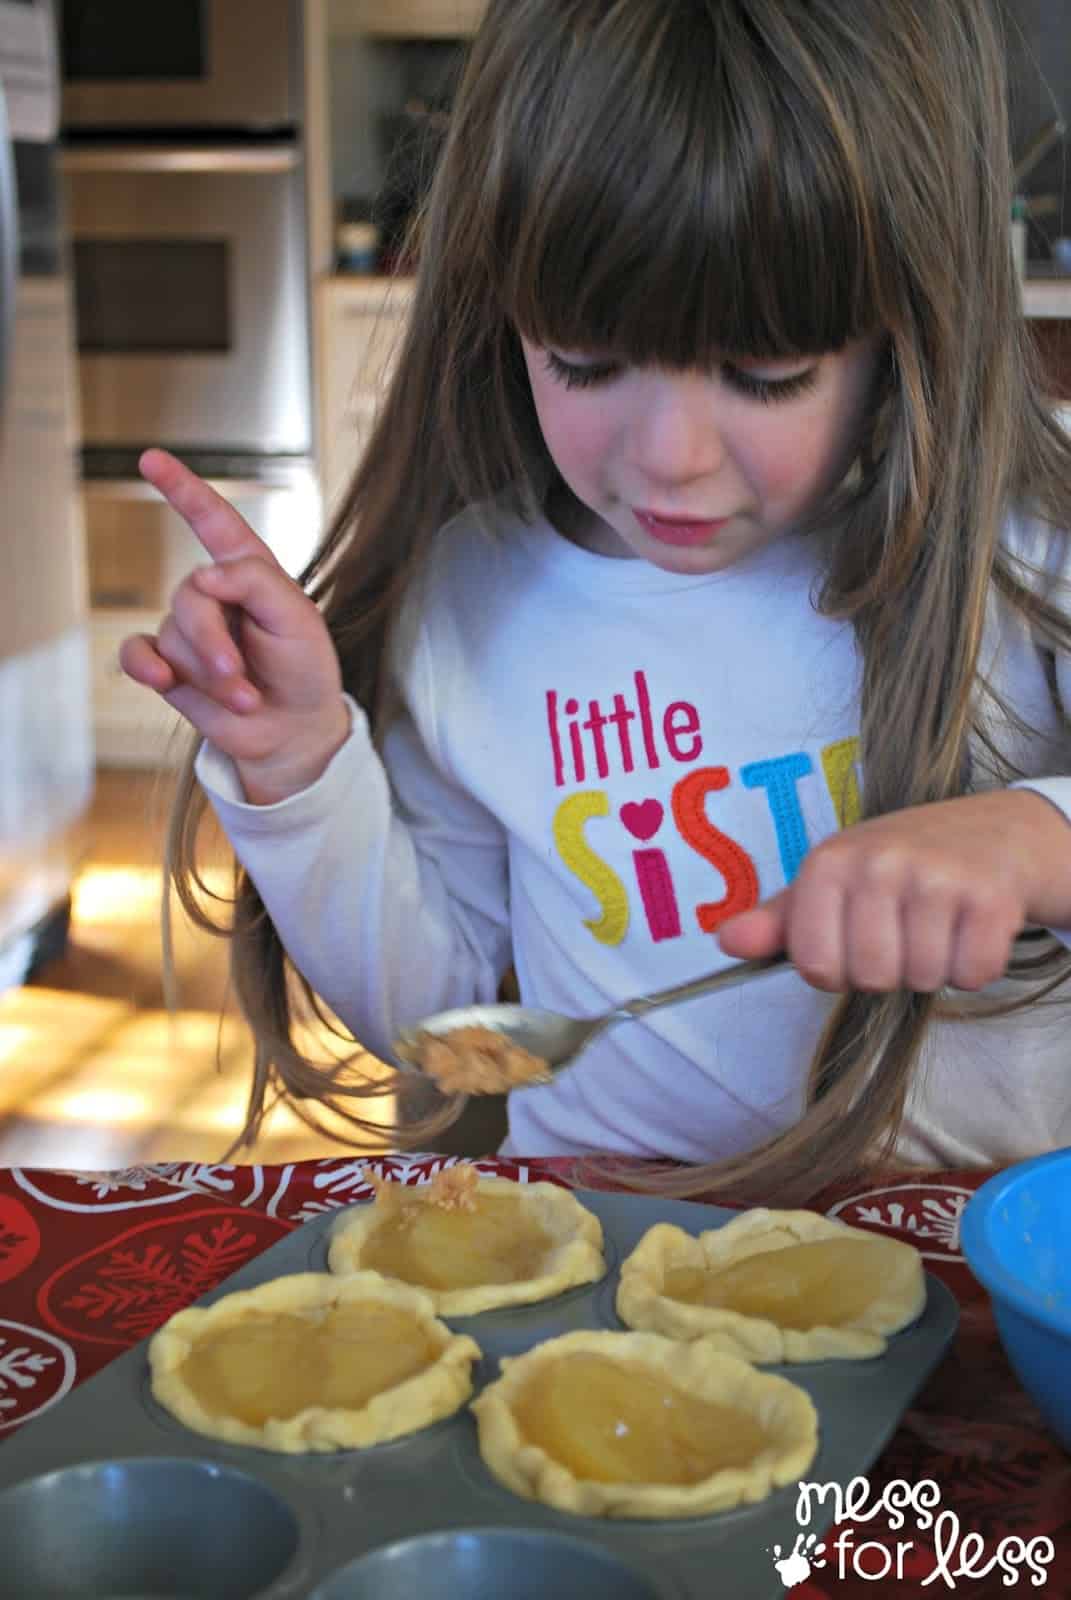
960 1148 1071 1451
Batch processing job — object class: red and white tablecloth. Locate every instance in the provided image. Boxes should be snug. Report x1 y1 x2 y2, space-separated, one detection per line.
0 1154 1067 1597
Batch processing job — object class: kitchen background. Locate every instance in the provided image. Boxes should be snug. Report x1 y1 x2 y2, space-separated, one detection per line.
0 0 1068 1171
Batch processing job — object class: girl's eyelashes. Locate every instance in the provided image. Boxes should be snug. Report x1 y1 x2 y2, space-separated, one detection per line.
723 363 820 404
543 351 622 389
543 349 820 403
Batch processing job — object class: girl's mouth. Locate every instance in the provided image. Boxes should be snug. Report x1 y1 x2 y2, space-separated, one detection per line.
634 509 731 547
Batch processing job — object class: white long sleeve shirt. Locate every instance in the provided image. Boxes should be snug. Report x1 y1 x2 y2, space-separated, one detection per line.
197 505 1071 1168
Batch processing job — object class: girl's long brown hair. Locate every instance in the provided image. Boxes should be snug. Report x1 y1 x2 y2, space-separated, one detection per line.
166 0 1071 1202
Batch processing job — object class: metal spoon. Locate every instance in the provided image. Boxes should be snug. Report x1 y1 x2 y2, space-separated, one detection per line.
392 952 788 1088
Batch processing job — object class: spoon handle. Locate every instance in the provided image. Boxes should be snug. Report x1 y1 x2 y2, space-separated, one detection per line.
615 952 788 1022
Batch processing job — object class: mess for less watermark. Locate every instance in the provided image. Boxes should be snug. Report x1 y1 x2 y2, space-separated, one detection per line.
768 1476 1055 1589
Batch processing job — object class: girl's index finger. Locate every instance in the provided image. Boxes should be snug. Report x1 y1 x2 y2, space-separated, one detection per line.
138 448 280 568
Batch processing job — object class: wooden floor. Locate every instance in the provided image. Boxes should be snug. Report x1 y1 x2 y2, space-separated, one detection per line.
0 768 400 1170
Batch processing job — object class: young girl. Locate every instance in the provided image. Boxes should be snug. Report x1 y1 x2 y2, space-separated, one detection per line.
121 0 1071 1203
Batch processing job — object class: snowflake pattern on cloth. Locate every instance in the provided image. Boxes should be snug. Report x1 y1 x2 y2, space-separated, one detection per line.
0 1195 40 1285
57 1166 165 1199
0 1320 76 1431
826 1183 972 1262
35 1208 292 1347
13 1163 267 1215
267 1152 544 1223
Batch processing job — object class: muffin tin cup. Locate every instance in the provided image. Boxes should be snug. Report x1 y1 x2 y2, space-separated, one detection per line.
0 1189 959 1600
0 1456 302 1599
306 1527 664 1600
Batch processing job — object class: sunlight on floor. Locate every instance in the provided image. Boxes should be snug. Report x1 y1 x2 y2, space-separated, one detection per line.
72 864 174 924
0 769 407 1170
0 984 396 1168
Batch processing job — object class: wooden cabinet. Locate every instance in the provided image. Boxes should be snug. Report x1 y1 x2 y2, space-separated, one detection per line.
1023 279 1071 324
86 469 321 765
1029 319 1071 402
337 0 486 37
316 276 415 512
89 610 188 767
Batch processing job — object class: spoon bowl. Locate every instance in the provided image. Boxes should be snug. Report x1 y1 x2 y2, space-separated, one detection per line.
394 1003 615 1077
392 953 788 1090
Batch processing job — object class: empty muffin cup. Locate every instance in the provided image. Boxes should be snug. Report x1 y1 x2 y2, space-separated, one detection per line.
0 1456 299 1599
308 1526 663 1600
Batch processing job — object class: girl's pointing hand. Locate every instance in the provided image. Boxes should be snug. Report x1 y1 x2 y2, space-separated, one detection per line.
118 449 349 805
717 790 1071 992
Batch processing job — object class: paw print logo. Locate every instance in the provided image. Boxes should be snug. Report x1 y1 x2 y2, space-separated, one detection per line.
770 1533 827 1588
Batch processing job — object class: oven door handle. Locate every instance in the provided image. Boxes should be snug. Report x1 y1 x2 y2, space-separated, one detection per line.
0 83 18 435
59 143 301 175
82 476 305 501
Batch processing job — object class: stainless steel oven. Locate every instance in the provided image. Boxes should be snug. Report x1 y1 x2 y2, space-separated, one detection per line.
56 0 319 766
60 0 297 132
60 140 311 455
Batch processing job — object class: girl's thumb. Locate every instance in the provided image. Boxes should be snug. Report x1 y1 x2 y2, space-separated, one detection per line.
716 896 787 960
193 559 309 640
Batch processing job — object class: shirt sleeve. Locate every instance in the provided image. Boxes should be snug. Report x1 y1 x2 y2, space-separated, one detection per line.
1010 777 1071 946
194 672 512 1065
1008 515 1071 944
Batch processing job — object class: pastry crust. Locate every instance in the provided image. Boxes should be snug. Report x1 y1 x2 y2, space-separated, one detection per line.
616 1208 926 1362
327 1174 605 1315
471 1328 819 1519
148 1270 480 1453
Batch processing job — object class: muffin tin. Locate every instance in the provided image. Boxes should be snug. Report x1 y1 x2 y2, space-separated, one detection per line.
0 1187 959 1599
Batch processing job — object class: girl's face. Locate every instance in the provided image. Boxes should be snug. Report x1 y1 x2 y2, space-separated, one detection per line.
520 335 884 574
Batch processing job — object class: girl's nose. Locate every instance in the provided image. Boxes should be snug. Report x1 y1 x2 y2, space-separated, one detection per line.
625 372 726 486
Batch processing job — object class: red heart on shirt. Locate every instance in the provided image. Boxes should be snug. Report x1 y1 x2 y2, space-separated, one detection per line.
620 799 664 841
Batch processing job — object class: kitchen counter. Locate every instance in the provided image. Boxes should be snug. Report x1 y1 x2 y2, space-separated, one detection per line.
326 271 1071 319
1024 273 1071 319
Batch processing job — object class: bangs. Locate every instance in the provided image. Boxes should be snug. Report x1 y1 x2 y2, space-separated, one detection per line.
490 0 884 367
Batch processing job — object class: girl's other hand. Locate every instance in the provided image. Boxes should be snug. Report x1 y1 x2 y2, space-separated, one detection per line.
717 791 1071 992
118 449 350 805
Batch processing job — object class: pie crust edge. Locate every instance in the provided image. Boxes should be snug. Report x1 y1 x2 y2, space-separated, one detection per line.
148 1269 481 1453
326 1175 606 1314
470 1327 820 1519
615 1208 927 1362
